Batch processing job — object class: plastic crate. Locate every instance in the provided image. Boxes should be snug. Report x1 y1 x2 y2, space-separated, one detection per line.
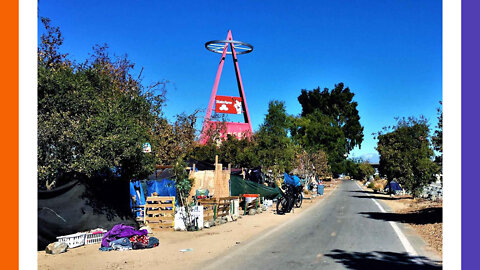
56 232 86 248
85 229 107 245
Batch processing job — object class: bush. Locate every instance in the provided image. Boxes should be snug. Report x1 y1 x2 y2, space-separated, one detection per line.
367 182 375 189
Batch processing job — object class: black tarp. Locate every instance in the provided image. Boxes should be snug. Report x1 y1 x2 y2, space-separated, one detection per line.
38 179 137 250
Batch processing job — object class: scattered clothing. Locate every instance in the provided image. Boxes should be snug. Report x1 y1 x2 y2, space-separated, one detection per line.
147 237 159 248
101 224 148 248
110 237 132 250
129 235 149 245
132 242 147 250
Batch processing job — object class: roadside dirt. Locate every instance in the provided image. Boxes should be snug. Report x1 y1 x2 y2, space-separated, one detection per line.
38 181 340 270
357 181 443 257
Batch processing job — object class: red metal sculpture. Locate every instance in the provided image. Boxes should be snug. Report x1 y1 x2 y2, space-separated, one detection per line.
200 30 254 144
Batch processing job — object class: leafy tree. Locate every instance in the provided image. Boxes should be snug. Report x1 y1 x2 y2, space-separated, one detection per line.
375 117 439 197
37 19 166 189
292 83 364 175
358 162 375 180
256 100 296 178
432 101 442 179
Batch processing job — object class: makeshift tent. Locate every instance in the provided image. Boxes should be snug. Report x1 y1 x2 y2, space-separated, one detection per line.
38 180 137 250
146 179 177 198
387 181 402 193
284 173 301 186
230 175 281 199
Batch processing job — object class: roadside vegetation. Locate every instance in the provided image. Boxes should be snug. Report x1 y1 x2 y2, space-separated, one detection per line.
38 18 442 200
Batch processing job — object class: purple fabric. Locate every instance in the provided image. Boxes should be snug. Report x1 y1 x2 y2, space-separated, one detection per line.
101 224 148 247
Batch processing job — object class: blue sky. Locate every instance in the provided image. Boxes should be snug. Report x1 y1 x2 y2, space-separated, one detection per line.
38 0 442 163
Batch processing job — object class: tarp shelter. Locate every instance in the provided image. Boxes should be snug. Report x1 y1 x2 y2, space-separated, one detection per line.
146 179 177 198
38 180 137 250
387 181 402 192
230 175 281 199
284 173 301 186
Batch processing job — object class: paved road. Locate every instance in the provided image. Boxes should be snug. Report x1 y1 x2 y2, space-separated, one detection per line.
203 180 442 270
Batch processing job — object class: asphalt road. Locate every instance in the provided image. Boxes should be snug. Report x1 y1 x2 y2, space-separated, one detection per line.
203 180 442 270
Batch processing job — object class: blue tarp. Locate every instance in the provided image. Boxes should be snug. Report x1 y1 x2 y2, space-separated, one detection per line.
146 179 178 205
388 181 402 191
129 181 146 218
284 173 301 186
147 179 177 197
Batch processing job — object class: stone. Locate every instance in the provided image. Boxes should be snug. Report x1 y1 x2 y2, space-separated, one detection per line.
45 242 68 255
257 208 263 213
262 205 267 211
226 215 233 222
204 221 210 228
248 209 256 215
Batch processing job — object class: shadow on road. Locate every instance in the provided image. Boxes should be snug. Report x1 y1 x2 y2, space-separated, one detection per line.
359 207 442 225
352 195 404 201
325 249 442 270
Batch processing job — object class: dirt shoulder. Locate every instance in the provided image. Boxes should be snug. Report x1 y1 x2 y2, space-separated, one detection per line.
356 181 442 257
38 181 340 270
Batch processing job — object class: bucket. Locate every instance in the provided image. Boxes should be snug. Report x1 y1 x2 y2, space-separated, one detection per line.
317 184 325 195
243 194 259 204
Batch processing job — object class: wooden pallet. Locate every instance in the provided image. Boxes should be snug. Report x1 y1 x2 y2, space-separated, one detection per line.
198 198 217 222
216 196 238 218
144 196 175 230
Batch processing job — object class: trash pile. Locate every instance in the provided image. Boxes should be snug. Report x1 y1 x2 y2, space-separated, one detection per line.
420 180 443 200
100 224 159 251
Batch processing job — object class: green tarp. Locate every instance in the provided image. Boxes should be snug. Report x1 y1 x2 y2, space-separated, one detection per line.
230 175 281 199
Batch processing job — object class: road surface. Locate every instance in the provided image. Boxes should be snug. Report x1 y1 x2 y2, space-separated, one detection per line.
202 180 441 270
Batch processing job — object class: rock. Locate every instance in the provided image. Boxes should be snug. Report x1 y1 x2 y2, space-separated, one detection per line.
261 205 267 211
257 208 263 213
204 221 210 228
140 225 153 234
45 242 68 255
214 219 221 226
231 216 238 221
248 209 256 215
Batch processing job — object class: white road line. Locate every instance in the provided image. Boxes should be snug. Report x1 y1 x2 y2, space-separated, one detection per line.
354 181 418 256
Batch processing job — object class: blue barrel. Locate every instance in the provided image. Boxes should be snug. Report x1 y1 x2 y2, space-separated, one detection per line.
317 184 325 195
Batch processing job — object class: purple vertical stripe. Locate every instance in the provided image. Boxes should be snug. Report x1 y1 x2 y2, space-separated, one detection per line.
462 0 480 268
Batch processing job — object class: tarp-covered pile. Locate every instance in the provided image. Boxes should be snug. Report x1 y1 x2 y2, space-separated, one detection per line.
230 175 281 199
38 180 137 251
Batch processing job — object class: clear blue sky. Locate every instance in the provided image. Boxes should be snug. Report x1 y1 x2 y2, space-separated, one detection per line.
38 0 442 163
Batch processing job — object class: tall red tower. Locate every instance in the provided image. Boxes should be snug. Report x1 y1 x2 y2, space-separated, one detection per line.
200 30 254 144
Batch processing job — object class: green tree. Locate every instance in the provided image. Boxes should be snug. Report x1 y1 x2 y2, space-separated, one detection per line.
432 101 442 180
292 83 364 175
375 117 439 197
256 100 296 178
37 19 165 189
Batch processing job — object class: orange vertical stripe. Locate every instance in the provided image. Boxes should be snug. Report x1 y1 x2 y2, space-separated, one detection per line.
0 0 19 269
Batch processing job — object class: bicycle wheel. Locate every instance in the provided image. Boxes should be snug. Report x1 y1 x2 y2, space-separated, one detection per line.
276 197 289 215
295 193 303 208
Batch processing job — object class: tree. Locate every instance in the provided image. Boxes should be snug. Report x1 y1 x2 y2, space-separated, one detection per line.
256 100 296 178
292 83 364 175
432 101 442 180
358 162 375 180
375 117 439 197
37 19 166 189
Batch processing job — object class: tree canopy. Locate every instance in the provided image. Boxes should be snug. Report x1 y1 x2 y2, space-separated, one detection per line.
291 83 364 175
375 117 439 197
38 18 196 189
